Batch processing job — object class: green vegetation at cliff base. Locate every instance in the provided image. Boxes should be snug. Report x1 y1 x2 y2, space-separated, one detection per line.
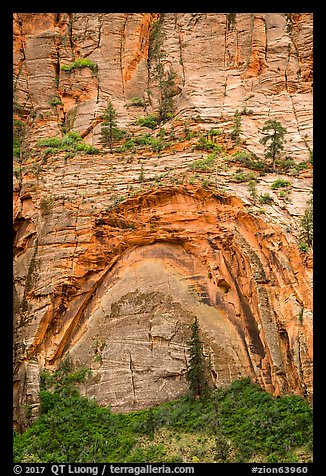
14 367 312 464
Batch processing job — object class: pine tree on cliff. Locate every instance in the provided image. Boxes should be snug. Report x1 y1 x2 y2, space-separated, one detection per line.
259 119 287 171
230 109 242 145
100 101 125 152
186 317 210 398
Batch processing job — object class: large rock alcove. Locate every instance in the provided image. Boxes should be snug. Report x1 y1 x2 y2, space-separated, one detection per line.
13 187 312 428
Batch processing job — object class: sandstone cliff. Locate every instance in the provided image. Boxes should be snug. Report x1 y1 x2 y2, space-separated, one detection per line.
13 13 313 430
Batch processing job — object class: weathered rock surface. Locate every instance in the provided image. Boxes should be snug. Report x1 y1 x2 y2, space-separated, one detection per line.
13 13 313 430
13 13 312 157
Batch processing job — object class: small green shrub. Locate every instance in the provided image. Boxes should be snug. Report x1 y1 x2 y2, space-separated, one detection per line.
259 193 274 204
118 133 164 153
157 128 166 139
229 151 268 171
271 178 292 190
277 158 309 175
136 115 159 130
49 95 63 107
296 161 309 171
277 157 296 170
194 135 223 152
36 131 99 156
231 171 255 183
189 153 217 171
61 58 98 74
37 137 62 148
75 142 99 154
117 139 137 153
230 151 252 162
209 129 220 137
126 97 146 108
241 106 253 115
298 242 308 253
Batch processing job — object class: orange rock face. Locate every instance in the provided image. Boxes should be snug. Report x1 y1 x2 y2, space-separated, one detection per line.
13 13 313 430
